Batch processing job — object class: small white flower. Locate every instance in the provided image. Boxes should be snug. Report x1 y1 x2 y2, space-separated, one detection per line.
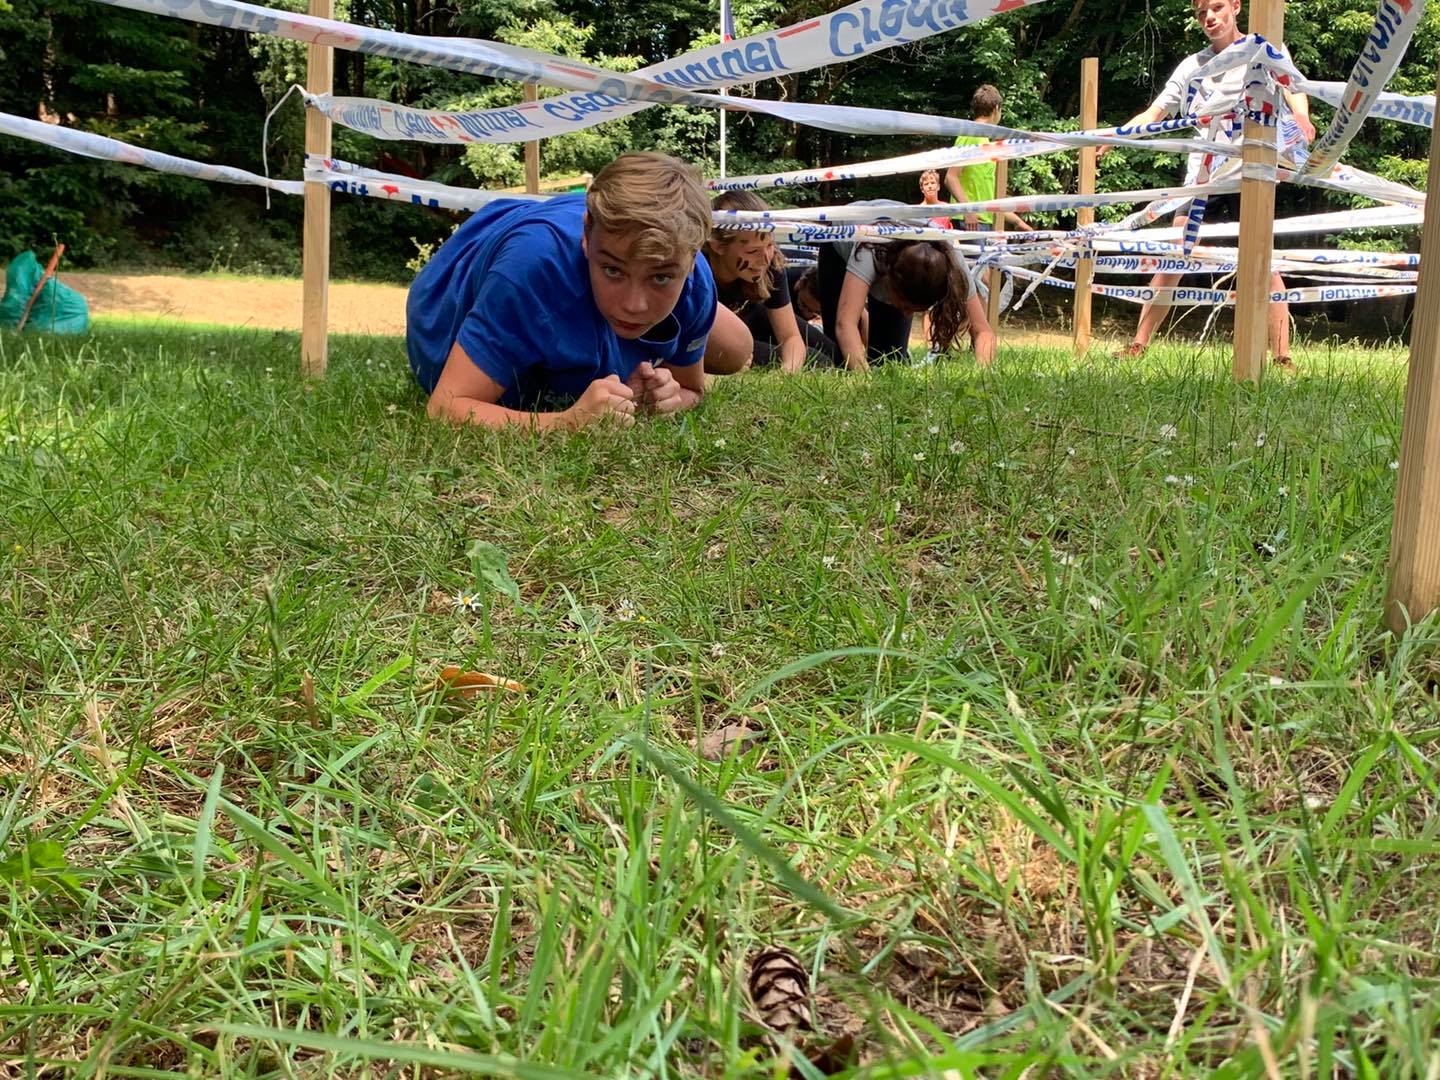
1304 795 1326 810
1087 595 1104 611
208 349 217 356
1066 446 1076 457
1278 485 1288 497
874 404 886 412
709 642 726 658
893 500 901 513
1183 474 1195 487
386 403 398 415
1023 405 1032 414
841 421 851 430
1257 540 1278 557
1165 474 1181 486
913 451 926 462
1255 433 1267 448
928 425 940 435
994 460 1009 470
452 590 481 613
1389 460 1399 470
3 434 18 445
1228 440 1238 449
1054 552 1077 567
860 450 872 464
1342 552 1356 564
1159 423 1178 440
819 473 830 486
949 440 966 455
1268 675 1285 687
615 598 638 621
265 367 274 374
822 555 837 569
713 438 727 449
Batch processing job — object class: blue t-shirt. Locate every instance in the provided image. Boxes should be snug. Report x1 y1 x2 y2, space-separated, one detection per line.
406 194 717 411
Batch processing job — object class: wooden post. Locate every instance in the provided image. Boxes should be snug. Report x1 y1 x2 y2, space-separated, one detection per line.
300 0 333 379
985 157 1008 332
1383 62 1440 635
1072 57 1099 355
524 82 541 195
1231 0 1283 384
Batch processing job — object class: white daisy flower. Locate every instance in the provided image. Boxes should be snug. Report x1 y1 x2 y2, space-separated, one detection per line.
1389 460 1399 470
928 425 940 435
615 598 638 621
709 642 726 658
949 440 966 455
453 591 481 613
1255 433 1267 448
1087 595 1104 611
822 555 837 569
913 451 926 462
1278 486 1288 497
1066 446 1076 457
1158 423 1178 440
713 438 727 449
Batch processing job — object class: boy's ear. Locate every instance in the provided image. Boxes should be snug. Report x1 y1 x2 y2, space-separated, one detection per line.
581 214 590 258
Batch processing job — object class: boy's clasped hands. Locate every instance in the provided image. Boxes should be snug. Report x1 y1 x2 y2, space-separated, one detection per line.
568 362 686 428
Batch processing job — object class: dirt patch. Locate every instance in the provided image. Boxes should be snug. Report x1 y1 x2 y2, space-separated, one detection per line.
65 271 408 335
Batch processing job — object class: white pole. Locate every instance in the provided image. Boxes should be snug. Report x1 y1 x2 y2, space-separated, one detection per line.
719 86 728 177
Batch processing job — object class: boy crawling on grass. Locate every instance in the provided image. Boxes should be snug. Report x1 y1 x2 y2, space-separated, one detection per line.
407 152 749 430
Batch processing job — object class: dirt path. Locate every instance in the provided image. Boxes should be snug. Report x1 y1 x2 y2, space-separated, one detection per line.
66 271 409 335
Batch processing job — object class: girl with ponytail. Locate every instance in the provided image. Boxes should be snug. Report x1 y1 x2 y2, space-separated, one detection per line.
818 232 996 371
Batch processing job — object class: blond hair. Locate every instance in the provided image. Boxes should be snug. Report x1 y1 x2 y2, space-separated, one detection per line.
586 152 711 263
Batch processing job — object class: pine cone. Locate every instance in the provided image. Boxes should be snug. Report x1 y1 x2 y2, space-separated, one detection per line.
748 946 814 1033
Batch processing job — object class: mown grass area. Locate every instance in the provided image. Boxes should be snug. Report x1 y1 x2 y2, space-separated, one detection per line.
1 325 1436 1078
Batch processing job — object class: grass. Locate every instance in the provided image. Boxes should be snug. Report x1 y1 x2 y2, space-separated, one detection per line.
1 324 1437 1078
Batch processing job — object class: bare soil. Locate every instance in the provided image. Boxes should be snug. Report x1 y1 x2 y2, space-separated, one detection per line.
65 271 409 335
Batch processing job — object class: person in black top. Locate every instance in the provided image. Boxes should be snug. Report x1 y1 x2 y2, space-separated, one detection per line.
704 190 838 371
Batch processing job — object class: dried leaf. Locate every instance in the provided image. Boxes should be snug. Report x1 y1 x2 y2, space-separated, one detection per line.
432 665 525 697
749 946 813 1033
698 722 765 760
300 671 319 724
794 1033 856 1077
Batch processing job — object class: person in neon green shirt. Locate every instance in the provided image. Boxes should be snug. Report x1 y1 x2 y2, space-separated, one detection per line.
944 85 1034 233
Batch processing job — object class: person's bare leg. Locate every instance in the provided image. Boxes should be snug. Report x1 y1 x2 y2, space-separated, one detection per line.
1130 272 1183 349
1268 271 1293 365
703 303 755 375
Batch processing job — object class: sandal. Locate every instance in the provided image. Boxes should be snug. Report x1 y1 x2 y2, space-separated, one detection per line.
1113 342 1148 361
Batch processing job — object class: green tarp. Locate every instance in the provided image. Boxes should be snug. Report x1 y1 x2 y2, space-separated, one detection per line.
0 251 90 334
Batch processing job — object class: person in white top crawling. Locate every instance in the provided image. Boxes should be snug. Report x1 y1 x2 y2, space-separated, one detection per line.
1108 0 1316 367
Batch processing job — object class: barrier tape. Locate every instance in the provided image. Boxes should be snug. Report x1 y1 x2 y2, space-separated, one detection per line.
1297 79 1435 128
1009 265 1417 305
0 111 304 195
92 0 1055 144
1299 0 1426 177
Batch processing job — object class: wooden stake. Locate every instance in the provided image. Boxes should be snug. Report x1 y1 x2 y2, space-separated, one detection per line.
300 0 333 379
985 157 1008 332
1231 0 1283 385
1072 57 1099 355
524 82 541 195
1383 62 1440 635
15 244 65 333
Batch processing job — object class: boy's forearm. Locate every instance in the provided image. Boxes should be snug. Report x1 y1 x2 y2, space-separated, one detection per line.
838 328 868 371
430 395 570 431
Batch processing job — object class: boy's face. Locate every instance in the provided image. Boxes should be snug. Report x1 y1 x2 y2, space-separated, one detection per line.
583 223 691 339
1194 0 1241 46
919 173 941 200
794 283 820 321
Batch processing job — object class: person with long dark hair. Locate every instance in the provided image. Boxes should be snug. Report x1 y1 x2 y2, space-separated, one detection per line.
703 190 838 371
818 232 996 371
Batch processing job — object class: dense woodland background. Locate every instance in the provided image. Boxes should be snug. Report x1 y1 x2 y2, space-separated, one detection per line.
1 0 1435 282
